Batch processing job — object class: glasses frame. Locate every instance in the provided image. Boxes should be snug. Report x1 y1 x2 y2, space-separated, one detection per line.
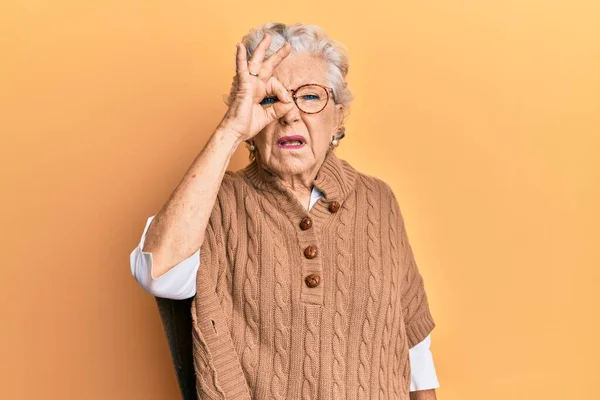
288 83 335 114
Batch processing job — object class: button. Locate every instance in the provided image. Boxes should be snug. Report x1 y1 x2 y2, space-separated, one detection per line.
304 245 318 259
328 201 341 213
299 216 313 230
305 274 321 288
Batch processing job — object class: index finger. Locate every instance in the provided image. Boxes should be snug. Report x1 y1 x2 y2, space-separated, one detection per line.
248 33 272 66
235 42 249 76
261 42 292 79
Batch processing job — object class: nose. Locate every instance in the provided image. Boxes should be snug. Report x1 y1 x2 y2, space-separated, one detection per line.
279 101 301 125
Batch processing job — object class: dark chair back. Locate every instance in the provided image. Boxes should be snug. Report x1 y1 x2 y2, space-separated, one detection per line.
155 297 197 400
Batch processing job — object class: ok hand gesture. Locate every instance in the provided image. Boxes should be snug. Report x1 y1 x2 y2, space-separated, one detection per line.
218 34 295 142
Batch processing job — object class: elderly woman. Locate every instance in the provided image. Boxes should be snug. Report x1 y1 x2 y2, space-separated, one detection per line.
131 23 438 400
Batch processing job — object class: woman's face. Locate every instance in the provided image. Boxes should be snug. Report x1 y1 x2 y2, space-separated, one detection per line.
252 52 343 180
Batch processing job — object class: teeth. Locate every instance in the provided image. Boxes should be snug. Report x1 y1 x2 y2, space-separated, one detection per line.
282 140 303 146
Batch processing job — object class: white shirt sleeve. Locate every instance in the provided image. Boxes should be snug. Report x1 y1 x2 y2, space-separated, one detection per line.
129 216 199 299
409 334 440 391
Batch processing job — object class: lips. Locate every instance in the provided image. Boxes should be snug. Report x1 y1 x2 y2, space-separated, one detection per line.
277 135 306 149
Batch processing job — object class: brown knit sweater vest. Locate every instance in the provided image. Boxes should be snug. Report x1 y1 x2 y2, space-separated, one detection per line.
191 150 435 400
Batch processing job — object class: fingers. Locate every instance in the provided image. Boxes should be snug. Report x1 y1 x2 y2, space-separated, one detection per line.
247 34 271 76
260 42 291 80
267 76 292 103
236 42 249 80
237 35 291 84
264 77 295 121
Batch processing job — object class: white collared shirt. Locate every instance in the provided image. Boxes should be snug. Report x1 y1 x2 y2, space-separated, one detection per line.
130 186 440 392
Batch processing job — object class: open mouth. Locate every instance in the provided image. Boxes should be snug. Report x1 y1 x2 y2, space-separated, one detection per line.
277 136 306 149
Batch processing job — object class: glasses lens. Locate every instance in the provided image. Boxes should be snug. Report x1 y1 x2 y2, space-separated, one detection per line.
295 85 328 113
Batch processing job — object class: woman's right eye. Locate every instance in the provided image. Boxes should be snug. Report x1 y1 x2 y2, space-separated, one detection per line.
260 97 278 105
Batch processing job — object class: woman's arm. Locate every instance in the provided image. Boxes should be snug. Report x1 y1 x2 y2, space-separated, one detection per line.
142 128 241 279
142 35 293 279
131 216 200 298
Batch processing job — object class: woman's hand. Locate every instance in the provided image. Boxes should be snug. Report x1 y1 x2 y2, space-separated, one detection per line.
217 34 295 142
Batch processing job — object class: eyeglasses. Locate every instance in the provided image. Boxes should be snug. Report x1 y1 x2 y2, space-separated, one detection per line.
260 83 334 114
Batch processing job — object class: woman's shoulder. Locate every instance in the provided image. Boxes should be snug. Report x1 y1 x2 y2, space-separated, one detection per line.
223 169 246 185
352 169 396 200
351 171 406 224
214 168 268 205
217 169 251 196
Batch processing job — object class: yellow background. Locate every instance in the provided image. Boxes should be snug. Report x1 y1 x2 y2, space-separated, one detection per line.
1 1 599 399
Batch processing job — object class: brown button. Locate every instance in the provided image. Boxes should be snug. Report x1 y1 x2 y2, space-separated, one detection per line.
304 245 318 259
299 216 313 230
328 201 341 213
305 274 321 288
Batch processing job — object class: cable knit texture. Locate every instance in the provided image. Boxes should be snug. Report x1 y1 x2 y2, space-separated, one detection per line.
191 150 435 400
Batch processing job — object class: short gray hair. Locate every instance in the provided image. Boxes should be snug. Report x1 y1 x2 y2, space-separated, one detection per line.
226 23 353 119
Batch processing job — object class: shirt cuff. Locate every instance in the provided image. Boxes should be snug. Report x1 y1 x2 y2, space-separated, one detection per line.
130 216 199 299
409 334 440 392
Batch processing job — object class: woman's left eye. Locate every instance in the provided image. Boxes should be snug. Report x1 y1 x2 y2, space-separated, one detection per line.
260 97 278 105
301 95 320 101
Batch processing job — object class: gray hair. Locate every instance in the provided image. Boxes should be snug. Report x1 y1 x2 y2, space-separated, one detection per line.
226 23 353 128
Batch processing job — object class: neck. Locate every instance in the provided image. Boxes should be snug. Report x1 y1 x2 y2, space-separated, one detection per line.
244 149 357 210
256 155 326 208
277 166 318 193
278 179 312 211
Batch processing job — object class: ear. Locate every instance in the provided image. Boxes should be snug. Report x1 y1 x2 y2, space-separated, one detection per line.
335 103 344 127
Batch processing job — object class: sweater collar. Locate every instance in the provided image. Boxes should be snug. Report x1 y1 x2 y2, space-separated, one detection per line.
243 149 357 202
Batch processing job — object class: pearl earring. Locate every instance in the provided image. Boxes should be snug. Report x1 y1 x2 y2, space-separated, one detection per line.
246 141 256 152
331 126 344 149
